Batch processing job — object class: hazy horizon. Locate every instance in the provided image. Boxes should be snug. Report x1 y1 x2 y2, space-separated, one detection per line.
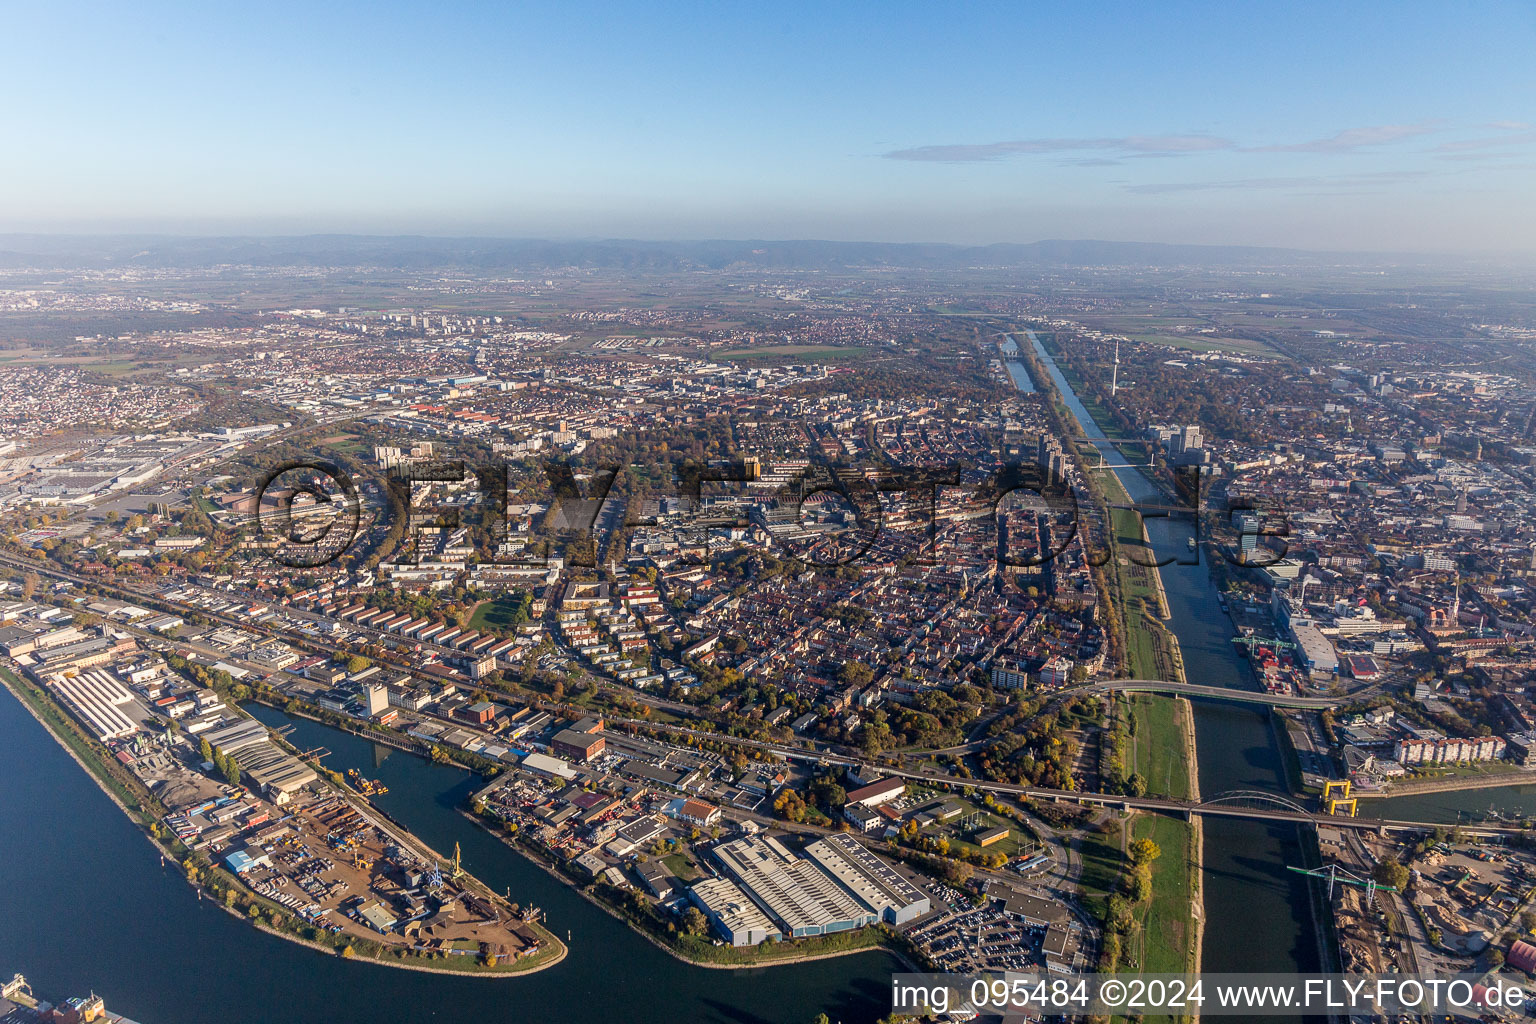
2 231 1534 265
6 1 1535 252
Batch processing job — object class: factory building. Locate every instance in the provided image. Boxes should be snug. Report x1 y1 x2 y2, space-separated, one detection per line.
551 728 605 763
844 777 904 809
712 835 877 939
44 669 139 742
687 877 782 947
804 832 932 925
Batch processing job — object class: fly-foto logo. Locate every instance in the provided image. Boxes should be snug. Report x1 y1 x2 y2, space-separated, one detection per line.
246 454 1261 573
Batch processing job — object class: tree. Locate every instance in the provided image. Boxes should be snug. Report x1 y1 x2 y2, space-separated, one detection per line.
199 737 214 763
838 661 874 688
1128 838 1162 865
1373 858 1410 892
346 655 371 674
1100 929 1122 969
223 757 242 787
680 907 708 937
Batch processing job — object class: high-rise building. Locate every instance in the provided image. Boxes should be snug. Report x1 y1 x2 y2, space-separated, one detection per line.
1036 435 1066 483
365 683 389 717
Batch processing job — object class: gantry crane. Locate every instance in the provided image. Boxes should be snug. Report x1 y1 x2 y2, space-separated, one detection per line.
1287 862 1398 901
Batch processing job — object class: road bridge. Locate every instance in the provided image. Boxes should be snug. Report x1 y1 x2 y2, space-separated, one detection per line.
1082 678 1343 709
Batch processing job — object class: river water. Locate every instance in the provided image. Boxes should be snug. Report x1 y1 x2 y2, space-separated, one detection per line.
1368 782 1536 825
1019 330 1324 980
0 685 896 1024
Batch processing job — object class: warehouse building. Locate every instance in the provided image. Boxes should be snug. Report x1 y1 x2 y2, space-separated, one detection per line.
1288 619 1339 679
231 742 319 804
805 832 931 925
713 835 876 938
844 777 904 809
520 751 579 780
201 718 271 755
551 728 605 762
44 668 140 741
688 877 781 946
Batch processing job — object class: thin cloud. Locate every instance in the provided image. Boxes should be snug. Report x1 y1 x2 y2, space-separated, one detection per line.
1251 121 1445 153
883 135 1234 162
1436 150 1531 162
1435 130 1536 153
885 122 1450 163
1126 170 1427 195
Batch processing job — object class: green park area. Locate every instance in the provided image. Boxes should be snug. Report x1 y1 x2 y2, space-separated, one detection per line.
712 344 868 363
1131 695 1193 802
1132 333 1274 357
1127 813 1198 976
468 593 533 634
1094 467 1181 683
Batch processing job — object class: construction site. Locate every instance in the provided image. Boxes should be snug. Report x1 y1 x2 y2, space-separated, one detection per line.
216 791 551 963
138 717 551 966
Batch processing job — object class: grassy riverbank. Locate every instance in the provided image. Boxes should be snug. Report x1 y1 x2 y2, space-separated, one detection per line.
1095 465 1182 682
1128 813 1198 976
1016 322 1203 1017
1131 695 1194 801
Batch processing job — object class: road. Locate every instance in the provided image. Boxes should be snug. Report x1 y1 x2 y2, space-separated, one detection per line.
1 549 1522 842
1083 678 1344 709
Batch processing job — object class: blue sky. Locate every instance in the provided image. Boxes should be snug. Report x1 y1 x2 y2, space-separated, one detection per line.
6 0 1535 251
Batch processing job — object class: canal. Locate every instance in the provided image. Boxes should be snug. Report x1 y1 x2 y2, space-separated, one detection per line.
1018 329 1325 981
0 683 897 1024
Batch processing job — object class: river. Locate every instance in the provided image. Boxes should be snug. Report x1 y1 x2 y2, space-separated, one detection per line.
1018 329 1326 982
998 335 1036 394
1367 782 1536 825
0 683 897 1024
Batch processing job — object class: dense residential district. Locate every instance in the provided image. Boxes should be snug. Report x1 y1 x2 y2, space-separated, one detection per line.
6 246 1536 1019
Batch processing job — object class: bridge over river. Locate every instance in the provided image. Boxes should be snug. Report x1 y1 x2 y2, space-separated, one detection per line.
1083 678 1343 710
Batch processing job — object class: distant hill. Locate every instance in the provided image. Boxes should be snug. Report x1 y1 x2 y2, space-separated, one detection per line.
0 233 1444 271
